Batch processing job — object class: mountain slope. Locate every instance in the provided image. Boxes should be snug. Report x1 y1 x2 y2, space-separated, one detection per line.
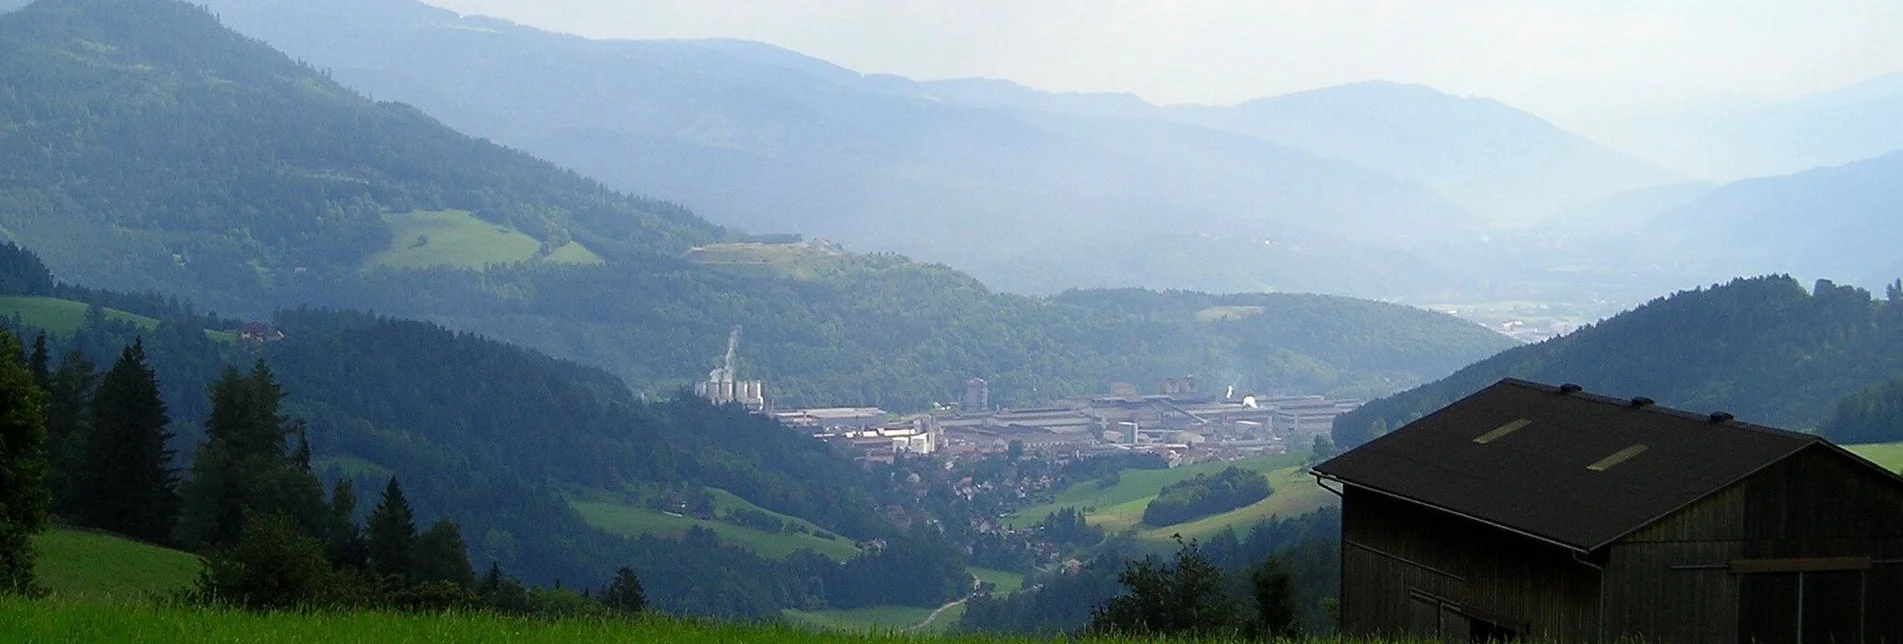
193 0 1486 298
0 0 1515 412
1333 276 1903 448
0 0 722 311
1646 150 1903 289
1170 82 1682 223
1598 71 1903 181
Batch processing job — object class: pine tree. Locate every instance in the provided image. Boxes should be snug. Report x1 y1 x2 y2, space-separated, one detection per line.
26 333 48 391
323 478 369 570
0 329 49 595
415 519 475 589
1249 558 1302 638
43 351 95 519
599 567 647 616
176 362 325 549
365 477 417 582
72 340 180 543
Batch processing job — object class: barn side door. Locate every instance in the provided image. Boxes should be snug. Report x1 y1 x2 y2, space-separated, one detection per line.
1737 570 1864 644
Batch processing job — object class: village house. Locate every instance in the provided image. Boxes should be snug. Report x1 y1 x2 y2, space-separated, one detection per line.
1314 379 1903 644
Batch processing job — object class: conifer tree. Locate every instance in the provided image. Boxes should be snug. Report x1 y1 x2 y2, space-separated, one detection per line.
599 567 648 616
72 340 180 543
366 477 417 582
323 478 369 570
0 329 49 595
26 333 48 391
415 519 475 589
43 351 95 518
176 362 325 549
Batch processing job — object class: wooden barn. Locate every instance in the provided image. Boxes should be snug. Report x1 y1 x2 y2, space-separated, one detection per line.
1313 379 1903 644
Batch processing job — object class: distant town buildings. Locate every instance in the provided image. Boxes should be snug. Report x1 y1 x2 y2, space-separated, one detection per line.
776 375 1361 465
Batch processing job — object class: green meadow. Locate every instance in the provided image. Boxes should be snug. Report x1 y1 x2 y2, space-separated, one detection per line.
567 486 861 562
1007 454 1335 544
31 528 200 603
365 210 604 272
5 599 1368 643
1848 441 1903 472
0 296 237 342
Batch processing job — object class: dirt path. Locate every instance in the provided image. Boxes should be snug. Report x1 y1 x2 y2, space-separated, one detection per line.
903 577 984 633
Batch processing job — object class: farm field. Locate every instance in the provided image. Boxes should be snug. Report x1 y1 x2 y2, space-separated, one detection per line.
782 604 952 634
0 296 237 342
32 528 200 603
365 209 602 272
1007 453 1333 543
567 486 860 562
967 567 1024 595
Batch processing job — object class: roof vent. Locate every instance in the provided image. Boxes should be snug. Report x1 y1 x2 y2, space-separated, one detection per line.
1709 412 1735 423
1559 383 1583 394
1630 397 1655 408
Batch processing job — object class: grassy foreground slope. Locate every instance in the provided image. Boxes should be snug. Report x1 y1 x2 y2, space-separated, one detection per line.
32 528 199 603
4 599 1283 643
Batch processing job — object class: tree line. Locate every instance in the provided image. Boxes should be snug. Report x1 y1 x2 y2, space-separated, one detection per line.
0 321 653 616
1141 467 1274 527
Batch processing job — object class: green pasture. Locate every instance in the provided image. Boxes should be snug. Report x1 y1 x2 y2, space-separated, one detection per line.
967 567 1024 595
567 486 860 562
1007 454 1332 543
0 296 238 342
32 528 200 603
1848 441 1903 472
365 210 602 272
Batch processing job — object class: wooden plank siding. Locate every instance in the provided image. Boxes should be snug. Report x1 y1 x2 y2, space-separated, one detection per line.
1604 446 1903 644
1341 487 1600 642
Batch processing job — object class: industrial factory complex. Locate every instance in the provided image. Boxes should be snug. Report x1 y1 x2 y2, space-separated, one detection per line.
692 330 1359 465
762 377 1358 465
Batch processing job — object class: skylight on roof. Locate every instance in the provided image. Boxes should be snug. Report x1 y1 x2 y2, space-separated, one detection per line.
1473 419 1531 444
1587 444 1648 471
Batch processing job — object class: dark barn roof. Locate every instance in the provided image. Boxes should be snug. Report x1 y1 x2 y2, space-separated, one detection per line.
1313 379 1862 552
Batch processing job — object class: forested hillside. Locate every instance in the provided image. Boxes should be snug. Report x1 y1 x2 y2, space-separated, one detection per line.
0 0 1513 412
0 0 721 307
0 241 960 618
1335 276 1903 447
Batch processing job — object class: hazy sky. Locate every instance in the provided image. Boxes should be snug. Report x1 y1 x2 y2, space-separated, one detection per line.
420 1 1903 125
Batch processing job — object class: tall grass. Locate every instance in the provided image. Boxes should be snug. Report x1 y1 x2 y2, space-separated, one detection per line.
0 598 1355 643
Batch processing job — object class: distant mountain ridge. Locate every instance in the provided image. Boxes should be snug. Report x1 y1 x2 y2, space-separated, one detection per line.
1598 71 1903 181
1168 82 1683 223
196 0 1635 299
1333 275 1903 448
1644 149 1903 289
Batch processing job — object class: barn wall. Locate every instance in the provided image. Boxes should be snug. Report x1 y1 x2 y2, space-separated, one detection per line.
1340 487 1600 642
1608 447 1903 644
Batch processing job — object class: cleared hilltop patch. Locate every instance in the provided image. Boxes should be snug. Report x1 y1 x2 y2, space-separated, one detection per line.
682 238 871 280
33 528 200 603
365 210 604 272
